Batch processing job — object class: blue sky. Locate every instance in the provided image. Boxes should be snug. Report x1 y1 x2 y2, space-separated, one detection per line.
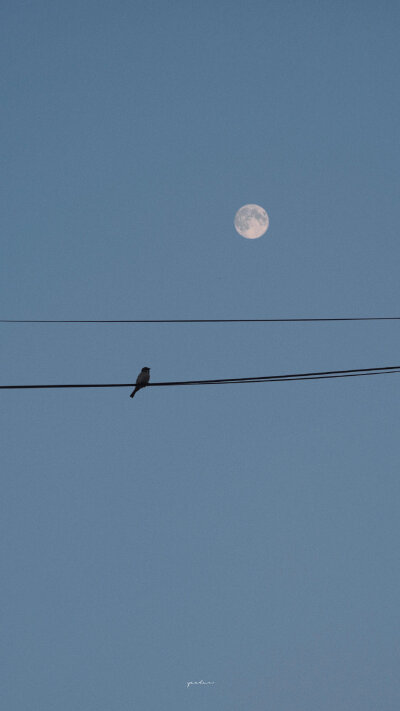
1 1 400 709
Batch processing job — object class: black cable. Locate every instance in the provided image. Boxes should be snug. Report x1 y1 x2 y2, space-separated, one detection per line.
1 365 400 390
151 364 400 386
2 317 400 324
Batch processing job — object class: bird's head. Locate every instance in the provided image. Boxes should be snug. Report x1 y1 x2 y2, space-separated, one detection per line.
142 367 150 372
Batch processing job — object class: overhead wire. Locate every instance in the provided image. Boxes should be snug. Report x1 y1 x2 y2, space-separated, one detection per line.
1 365 400 391
2 317 400 324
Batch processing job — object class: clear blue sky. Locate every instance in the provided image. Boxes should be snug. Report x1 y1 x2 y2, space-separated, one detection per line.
2 1 400 709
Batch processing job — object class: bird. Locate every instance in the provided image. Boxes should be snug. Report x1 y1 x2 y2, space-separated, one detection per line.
130 367 150 398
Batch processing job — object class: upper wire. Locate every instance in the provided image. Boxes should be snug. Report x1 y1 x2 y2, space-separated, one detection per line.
2 317 400 324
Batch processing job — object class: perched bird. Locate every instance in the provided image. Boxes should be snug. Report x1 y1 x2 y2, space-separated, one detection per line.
130 367 150 398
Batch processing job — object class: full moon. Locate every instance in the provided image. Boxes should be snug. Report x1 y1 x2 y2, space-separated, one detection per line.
234 204 269 239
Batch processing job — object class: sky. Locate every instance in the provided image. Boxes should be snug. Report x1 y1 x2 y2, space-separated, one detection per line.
1 1 400 709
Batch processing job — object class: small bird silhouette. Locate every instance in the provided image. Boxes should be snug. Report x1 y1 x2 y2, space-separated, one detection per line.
130 367 150 398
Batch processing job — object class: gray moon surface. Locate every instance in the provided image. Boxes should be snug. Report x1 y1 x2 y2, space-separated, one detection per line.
234 204 269 239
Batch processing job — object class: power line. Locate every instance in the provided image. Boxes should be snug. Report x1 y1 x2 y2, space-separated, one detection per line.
2 317 400 325
1 365 400 391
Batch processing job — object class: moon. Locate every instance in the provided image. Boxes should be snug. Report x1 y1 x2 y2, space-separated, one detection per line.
234 204 269 239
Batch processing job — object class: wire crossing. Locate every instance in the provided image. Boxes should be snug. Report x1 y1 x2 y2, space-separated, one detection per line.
1 365 400 391
2 317 400 324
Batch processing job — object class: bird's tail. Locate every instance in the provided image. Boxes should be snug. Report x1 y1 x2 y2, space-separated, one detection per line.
130 388 137 398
